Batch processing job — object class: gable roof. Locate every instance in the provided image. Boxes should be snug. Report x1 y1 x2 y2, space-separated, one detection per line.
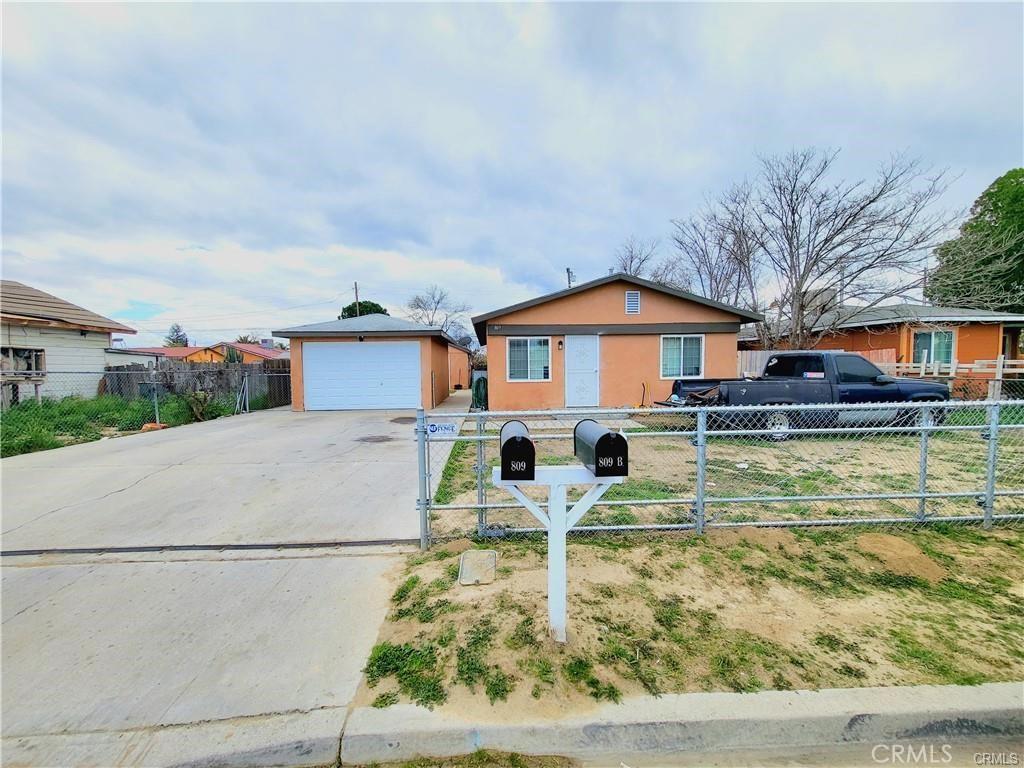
1 280 135 334
738 303 1024 340
471 273 764 344
273 313 462 346
123 346 195 358
213 342 285 359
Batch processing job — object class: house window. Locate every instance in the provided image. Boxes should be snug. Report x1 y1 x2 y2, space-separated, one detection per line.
508 337 551 381
625 290 641 315
912 330 953 364
661 335 704 378
1 347 46 374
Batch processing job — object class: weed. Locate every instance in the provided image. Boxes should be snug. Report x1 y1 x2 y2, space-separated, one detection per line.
484 669 515 703
561 655 622 702
364 641 447 708
392 575 421 604
506 617 539 650
433 440 474 504
371 691 399 708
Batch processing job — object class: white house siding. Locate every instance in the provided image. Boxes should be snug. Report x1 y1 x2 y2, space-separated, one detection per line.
2 324 110 399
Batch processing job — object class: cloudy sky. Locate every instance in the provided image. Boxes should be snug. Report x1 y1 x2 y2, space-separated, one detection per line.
3 2 1021 347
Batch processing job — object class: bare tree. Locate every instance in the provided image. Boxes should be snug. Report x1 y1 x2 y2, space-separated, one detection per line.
660 198 760 310
693 149 952 348
406 285 470 333
614 236 659 277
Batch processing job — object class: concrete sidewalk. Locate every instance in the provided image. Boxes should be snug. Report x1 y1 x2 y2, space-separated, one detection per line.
341 682 1024 766
1 546 406 767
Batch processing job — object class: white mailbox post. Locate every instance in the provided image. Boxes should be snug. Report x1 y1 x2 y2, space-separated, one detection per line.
492 465 624 643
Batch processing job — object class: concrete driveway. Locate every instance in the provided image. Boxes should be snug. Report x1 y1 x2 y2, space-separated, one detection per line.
2 407 428 551
1 398 466 766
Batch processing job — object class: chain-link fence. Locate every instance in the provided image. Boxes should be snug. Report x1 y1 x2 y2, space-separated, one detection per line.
418 399 1024 545
0 369 291 457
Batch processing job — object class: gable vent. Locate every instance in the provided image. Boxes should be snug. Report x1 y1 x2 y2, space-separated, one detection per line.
625 290 641 315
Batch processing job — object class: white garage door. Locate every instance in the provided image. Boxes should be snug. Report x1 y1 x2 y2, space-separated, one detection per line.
303 341 422 410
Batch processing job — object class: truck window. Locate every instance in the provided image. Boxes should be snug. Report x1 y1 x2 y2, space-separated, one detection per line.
835 354 883 383
763 354 825 379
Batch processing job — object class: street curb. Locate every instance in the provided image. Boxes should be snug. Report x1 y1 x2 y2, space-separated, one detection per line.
340 682 1024 765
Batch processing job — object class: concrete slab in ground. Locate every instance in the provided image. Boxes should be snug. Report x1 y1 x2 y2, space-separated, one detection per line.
340 682 1024 766
1 548 403 767
1 394 467 551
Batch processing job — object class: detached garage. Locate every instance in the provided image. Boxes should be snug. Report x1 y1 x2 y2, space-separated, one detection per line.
273 314 470 411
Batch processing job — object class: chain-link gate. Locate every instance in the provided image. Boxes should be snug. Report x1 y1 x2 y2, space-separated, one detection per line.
417 399 1024 546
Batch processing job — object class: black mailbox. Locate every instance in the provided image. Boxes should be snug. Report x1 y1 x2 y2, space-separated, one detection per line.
500 420 535 481
574 419 629 477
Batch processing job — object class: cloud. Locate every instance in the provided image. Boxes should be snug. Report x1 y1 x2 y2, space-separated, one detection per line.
2 2 1021 345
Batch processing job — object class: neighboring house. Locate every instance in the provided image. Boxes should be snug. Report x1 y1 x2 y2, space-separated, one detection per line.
448 343 472 391
471 273 763 410
1 280 136 401
738 304 1024 365
103 347 164 367
123 342 285 364
208 341 286 363
273 314 468 410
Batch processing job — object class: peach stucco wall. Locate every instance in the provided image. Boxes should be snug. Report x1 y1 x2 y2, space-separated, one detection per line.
813 327 903 356
447 346 471 390
290 336 450 411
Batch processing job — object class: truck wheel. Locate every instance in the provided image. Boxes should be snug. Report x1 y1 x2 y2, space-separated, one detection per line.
764 411 791 441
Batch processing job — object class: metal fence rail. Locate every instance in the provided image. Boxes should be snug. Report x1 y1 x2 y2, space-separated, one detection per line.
417 399 1024 545
0 370 291 457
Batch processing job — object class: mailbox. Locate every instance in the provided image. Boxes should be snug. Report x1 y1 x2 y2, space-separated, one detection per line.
574 419 629 477
500 420 536 481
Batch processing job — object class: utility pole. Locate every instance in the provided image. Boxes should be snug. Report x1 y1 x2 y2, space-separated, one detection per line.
566 267 576 288
354 281 360 316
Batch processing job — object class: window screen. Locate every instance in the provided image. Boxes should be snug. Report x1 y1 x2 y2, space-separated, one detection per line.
661 336 703 377
625 290 641 315
508 338 550 381
913 331 953 364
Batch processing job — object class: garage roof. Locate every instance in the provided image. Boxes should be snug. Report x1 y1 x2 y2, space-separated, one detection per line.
273 313 461 345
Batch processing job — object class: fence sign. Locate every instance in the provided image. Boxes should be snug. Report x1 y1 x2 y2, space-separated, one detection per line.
427 422 459 435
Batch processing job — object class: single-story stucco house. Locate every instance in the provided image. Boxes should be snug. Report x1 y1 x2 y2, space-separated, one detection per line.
1 280 136 402
738 304 1024 365
273 314 471 411
125 340 286 364
472 273 763 410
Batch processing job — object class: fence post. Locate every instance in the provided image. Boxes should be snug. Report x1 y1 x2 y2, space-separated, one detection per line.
244 372 250 413
151 380 160 425
475 413 486 537
983 402 1000 529
694 408 707 535
917 405 931 521
416 407 430 550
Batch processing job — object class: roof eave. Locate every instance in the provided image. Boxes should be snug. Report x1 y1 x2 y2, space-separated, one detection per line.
1 312 136 335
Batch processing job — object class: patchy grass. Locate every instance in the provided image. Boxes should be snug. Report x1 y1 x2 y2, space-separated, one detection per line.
0 391 248 457
433 440 475 504
362 524 1022 715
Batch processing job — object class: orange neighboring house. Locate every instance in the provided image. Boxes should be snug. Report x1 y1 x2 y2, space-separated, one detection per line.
737 304 1024 366
125 341 286 364
472 273 763 410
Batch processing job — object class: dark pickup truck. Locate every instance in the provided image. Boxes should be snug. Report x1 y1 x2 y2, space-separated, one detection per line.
662 351 950 433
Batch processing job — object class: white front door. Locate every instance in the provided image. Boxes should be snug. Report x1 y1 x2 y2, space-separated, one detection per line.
564 335 600 407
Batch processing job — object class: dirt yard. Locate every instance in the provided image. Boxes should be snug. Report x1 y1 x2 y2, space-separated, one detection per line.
358 524 1023 718
429 418 1024 537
